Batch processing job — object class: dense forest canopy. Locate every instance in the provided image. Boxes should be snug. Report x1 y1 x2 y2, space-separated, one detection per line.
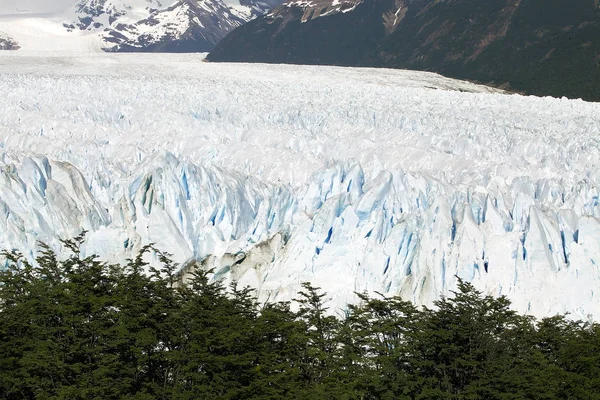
1 235 599 399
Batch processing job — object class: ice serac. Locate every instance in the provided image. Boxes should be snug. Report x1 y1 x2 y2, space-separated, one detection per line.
1 57 599 319
2 150 599 319
0 154 110 258
214 165 600 319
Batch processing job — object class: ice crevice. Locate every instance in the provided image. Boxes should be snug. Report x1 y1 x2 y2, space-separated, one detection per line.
1 59 600 318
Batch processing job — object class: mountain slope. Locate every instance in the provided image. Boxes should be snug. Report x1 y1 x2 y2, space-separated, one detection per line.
372 0 600 100
207 0 600 101
103 0 245 52
208 0 393 65
66 0 283 52
64 0 167 31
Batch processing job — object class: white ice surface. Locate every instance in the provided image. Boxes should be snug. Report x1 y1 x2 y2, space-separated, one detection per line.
0 16 103 54
0 47 599 318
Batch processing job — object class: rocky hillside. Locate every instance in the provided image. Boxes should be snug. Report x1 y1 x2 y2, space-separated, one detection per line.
102 0 245 52
0 32 19 50
207 0 600 101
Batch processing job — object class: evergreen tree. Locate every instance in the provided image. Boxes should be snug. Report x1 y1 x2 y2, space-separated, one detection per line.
293 282 343 397
1 239 600 400
344 292 421 399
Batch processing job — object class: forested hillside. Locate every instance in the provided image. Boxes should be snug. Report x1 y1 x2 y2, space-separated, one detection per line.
1 236 599 398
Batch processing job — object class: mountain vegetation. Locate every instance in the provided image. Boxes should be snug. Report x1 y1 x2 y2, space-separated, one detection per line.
1 235 599 399
208 0 600 101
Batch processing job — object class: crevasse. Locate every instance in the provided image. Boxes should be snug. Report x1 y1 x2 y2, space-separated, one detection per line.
0 56 599 318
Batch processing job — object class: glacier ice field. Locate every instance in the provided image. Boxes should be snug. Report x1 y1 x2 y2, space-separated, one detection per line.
1 53 600 318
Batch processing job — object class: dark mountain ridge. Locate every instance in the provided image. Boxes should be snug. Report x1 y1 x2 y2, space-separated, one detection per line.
208 0 600 101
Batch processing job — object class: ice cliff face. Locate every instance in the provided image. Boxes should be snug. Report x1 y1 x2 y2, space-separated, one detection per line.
1 55 599 318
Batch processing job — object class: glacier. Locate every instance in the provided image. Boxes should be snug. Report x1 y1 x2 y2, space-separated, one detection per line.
1 52 600 318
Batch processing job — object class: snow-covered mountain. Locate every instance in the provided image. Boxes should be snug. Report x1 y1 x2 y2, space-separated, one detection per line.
223 0 283 20
102 0 245 52
1 53 600 319
275 0 362 22
64 0 282 51
0 31 19 50
64 0 167 30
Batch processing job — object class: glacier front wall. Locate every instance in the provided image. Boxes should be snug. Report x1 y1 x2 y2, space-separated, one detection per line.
1 152 599 318
0 57 599 318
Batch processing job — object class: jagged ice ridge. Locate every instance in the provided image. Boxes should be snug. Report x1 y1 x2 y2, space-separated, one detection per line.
0 54 599 318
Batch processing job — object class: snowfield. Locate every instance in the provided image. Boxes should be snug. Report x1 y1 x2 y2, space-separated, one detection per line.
0 16 103 54
1 51 600 318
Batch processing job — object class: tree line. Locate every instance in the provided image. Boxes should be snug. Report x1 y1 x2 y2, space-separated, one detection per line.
1 235 599 399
